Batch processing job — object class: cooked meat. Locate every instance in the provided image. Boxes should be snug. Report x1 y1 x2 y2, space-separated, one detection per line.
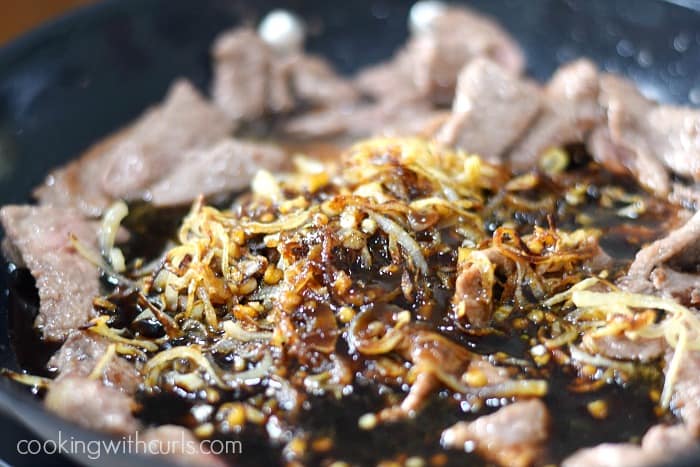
290 55 359 107
666 349 700 435
641 423 697 453
0 206 100 341
33 78 234 214
283 96 441 140
586 126 636 176
48 331 142 394
597 74 673 196
33 128 127 217
647 107 700 182
508 59 603 171
354 56 419 103
148 139 287 207
582 334 665 362
44 377 139 434
620 209 700 294
435 58 541 164
101 80 233 201
212 28 357 122
466 359 515 384
453 259 494 327
356 5 524 105
562 424 697 467
441 399 549 467
140 425 226 466
562 443 656 467
651 267 700 306
211 28 273 121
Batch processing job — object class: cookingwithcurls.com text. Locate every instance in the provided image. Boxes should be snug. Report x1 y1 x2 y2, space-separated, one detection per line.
16 430 242 460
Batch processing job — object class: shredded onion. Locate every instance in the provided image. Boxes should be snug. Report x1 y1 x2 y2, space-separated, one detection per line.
367 212 428 274
99 201 129 272
222 320 273 342
568 344 636 374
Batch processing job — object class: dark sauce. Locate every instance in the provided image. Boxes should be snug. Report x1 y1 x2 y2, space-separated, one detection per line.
5 265 60 376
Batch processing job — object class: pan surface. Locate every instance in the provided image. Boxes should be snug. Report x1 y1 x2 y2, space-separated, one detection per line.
1 0 700 465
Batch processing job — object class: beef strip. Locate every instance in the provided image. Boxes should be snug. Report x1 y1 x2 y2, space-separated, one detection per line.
582 333 665 362
452 260 494 327
435 58 541 164
211 29 273 121
441 399 549 467
140 425 226 466
619 209 700 295
0 206 101 341
562 423 697 467
290 55 359 107
651 267 700 306
33 128 128 217
44 377 139 434
667 349 700 435
562 443 652 467
356 6 524 105
35 80 232 214
283 96 442 141
212 28 357 122
508 59 603 171
148 139 287 207
48 331 142 394
647 106 700 182
593 74 672 196
452 247 516 328
101 80 233 201
641 423 697 453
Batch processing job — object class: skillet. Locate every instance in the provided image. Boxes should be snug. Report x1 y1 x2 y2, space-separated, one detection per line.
1 0 700 465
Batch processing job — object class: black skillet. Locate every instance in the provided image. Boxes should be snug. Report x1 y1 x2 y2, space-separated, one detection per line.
1 0 700 465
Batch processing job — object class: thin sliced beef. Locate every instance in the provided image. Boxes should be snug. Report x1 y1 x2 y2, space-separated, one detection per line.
667 349 700 435
37 80 232 214
290 55 358 107
148 139 287 207
620 209 700 295
509 59 603 171
356 6 524 105
592 75 671 196
48 331 142 394
562 424 697 467
283 96 441 141
441 399 549 467
582 333 665 362
212 28 357 122
33 129 128 217
44 377 139 434
0 206 101 341
435 58 541 164
562 443 656 467
101 80 233 201
452 246 517 328
651 267 700 306
647 106 700 182
641 423 697 453
211 29 273 121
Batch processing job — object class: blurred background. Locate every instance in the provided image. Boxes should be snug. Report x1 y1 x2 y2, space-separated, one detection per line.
1 0 94 45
